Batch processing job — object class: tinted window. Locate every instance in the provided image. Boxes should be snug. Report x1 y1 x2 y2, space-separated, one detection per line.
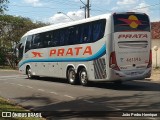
68 27 76 45
25 35 32 52
24 19 106 49
35 34 44 48
43 31 52 47
59 29 65 46
92 20 105 42
19 36 26 59
114 14 150 32
50 30 59 46
80 23 91 43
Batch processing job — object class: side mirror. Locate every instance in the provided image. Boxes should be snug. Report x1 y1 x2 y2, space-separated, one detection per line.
14 43 20 58
16 48 19 58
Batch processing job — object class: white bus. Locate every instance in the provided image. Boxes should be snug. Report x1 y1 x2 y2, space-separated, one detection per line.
16 12 152 86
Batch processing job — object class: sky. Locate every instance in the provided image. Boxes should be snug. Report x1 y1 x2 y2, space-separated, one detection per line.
6 0 160 24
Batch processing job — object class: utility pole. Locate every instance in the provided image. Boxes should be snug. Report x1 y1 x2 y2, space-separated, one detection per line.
86 0 90 18
80 0 90 18
80 6 86 18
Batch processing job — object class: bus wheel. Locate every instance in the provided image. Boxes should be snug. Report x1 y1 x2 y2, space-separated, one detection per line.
67 68 76 85
26 66 33 79
79 68 88 86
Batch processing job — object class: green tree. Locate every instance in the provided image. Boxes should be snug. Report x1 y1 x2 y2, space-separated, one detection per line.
0 0 9 14
0 15 47 68
0 47 6 66
0 15 46 49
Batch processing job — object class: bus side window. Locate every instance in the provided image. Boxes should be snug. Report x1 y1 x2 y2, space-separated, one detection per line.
19 43 24 59
93 21 101 42
79 25 84 43
31 35 37 49
83 24 89 43
25 35 32 52
39 34 44 48
79 23 91 43
64 29 69 45
48 31 54 47
68 27 76 45
33 34 43 48
87 23 92 42
51 31 59 47
59 29 65 46
92 20 106 42
43 31 51 48
75 25 81 44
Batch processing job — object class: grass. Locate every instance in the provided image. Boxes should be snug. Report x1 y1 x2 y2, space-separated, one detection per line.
0 66 17 70
0 97 45 120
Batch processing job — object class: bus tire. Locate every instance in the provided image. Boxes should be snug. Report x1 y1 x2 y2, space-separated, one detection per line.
79 68 88 86
26 66 33 79
67 67 76 85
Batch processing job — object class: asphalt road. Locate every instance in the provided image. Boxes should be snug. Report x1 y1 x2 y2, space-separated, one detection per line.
0 70 160 120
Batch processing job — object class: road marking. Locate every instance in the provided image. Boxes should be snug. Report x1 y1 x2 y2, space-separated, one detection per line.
0 70 17 71
83 100 94 103
38 89 45 92
50 92 58 95
0 76 26 80
64 95 75 99
0 75 25 78
99 101 122 110
108 106 122 111
27 86 33 89
17 84 23 87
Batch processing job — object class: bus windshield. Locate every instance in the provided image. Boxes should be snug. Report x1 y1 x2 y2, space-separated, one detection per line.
113 13 150 32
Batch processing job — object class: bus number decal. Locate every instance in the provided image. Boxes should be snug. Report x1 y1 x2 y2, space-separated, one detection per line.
126 57 141 62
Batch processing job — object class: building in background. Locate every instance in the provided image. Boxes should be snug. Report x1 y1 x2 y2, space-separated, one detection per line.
151 22 160 67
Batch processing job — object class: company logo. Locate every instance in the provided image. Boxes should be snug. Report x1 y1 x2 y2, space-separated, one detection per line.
31 46 92 58
118 15 143 28
49 46 92 57
32 52 43 58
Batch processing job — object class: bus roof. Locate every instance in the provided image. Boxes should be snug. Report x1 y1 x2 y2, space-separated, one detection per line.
22 12 147 38
22 13 111 37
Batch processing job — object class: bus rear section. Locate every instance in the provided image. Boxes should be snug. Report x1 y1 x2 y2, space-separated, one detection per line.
109 13 151 81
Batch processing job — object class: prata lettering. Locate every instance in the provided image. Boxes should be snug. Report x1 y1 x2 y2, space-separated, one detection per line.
50 46 92 57
118 34 148 39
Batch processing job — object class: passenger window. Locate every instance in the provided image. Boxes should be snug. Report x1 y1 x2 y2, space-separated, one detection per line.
92 20 106 42
43 31 51 48
31 35 37 49
24 19 106 49
19 43 24 59
68 27 76 45
51 31 59 47
59 29 65 46
25 35 32 52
